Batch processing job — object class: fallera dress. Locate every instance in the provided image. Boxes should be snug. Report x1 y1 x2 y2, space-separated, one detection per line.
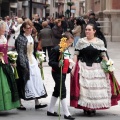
70 37 120 110
0 35 20 111
21 35 47 100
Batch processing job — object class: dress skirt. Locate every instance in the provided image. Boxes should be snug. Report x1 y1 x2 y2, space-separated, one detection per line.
0 65 20 111
77 61 111 109
70 61 120 110
24 55 47 100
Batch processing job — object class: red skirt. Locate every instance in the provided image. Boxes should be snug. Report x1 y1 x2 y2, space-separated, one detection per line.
70 61 120 110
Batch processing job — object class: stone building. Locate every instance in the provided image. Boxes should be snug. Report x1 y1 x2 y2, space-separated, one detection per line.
17 0 47 18
49 0 81 18
84 0 120 42
0 0 47 18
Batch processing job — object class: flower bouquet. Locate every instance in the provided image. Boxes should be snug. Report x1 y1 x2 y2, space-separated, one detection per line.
58 37 69 119
101 59 120 95
7 51 19 79
36 51 46 80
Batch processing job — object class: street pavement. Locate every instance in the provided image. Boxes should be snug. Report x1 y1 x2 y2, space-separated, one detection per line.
0 41 120 120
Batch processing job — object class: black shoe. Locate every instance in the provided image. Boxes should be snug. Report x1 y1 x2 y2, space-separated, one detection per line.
83 109 96 116
64 115 75 120
35 103 47 109
17 105 26 110
47 111 60 116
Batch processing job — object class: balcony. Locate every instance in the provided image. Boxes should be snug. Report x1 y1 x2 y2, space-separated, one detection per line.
32 0 44 3
55 0 64 3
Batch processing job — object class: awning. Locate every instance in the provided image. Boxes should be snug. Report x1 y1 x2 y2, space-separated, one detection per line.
22 1 29 7
10 3 18 8
32 2 44 9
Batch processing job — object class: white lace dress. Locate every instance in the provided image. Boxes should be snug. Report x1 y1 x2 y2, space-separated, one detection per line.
75 37 111 109
24 35 46 99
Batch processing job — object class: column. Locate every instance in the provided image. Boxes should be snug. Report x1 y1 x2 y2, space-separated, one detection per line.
106 0 112 10
17 1 22 17
85 0 92 15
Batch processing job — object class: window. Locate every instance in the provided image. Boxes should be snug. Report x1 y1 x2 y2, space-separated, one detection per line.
33 8 37 14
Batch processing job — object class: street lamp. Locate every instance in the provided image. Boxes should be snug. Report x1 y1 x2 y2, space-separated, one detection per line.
67 0 74 17
29 0 32 20
43 0 50 18
0 0 2 17
44 0 47 18
70 0 71 16
58 2 61 17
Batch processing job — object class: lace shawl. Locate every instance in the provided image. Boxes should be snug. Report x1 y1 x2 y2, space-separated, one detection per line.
75 37 107 51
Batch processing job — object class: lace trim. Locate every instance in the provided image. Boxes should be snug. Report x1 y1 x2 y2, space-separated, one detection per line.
78 61 111 109
78 99 111 109
0 35 7 44
78 78 111 109
75 37 107 51
80 79 108 88
80 68 105 79
78 62 106 79
80 93 109 100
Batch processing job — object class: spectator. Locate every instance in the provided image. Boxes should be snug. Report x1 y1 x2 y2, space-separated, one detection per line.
52 19 63 46
39 21 54 61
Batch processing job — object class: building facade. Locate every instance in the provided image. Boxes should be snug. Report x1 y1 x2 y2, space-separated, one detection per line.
18 0 46 18
85 0 120 41
49 0 81 18
0 0 48 18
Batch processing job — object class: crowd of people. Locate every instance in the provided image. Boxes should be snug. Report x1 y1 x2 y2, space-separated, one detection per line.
0 12 120 120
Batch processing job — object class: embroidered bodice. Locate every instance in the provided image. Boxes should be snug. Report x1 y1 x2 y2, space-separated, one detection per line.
75 37 107 66
0 35 8 63
26 35 34 64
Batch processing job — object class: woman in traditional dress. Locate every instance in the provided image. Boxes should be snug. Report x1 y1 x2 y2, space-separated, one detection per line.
70 23 120 115
0 20 20 111
15 19 47 110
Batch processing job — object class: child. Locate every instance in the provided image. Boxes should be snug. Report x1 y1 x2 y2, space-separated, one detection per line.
47 32 75 120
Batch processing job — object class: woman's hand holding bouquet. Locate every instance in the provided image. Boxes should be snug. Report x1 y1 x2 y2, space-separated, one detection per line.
36 51 46 80
101 59 120 95
7 51 19 79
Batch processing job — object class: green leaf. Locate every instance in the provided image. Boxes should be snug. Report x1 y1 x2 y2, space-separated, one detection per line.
67 2 74 6
101 60 109 72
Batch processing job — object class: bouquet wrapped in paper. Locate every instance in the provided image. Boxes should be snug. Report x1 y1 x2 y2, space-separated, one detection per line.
36 51 46 80
101 59 120 95
7 51 19 79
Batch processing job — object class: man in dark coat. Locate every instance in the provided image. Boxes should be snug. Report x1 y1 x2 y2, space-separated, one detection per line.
32 14 43 34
